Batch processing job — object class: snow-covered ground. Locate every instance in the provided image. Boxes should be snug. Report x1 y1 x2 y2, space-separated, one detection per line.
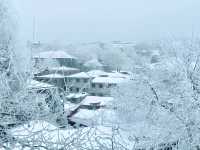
10 120 179 150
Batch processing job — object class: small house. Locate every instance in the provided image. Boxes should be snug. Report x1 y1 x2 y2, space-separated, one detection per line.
80 96 113 109
89 77 127 96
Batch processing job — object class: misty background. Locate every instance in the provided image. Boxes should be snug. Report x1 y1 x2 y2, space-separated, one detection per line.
14 0 200 44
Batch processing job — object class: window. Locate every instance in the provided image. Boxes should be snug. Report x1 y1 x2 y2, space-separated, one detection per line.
83 88 88 92
76 88 79 92
92 83 96 88
108 84 112 88
70 87 73 92
164 147 172 150
38 102 43 107
84 79 88 83
90 102 101 109
99 84 103 88
76 78 80 82
99 93 103 97
100 75 108 77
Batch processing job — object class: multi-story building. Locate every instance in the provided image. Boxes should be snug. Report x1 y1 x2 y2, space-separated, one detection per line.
34 66 80 77
65 70 130 96
34 73 66 89
89 77 127 96
65 72 92 93
33 50 80 68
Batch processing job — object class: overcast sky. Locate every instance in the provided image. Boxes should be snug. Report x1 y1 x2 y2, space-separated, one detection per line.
14 0 200 44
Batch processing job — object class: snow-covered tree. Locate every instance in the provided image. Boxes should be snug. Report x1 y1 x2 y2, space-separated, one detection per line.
112 40 200 149
0 2 66 149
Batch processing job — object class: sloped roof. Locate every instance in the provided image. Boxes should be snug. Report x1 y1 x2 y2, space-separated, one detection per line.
64 101 80 115
92 77 127 84
27 80 55 89
66 92 88 99
70 108 116 126
66 72 91 78
37 73 65 78
87 70 108 77
33 50 76 59
108 72 130 78
49 66 79 71
81 96 113 106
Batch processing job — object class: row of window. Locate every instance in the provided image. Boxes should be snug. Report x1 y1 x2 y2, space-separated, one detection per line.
67 86 105 96
66 83 115 92
68 78 89 83
91 93 104 97
91 83 114 89
67 78 117 89
69 87 88 92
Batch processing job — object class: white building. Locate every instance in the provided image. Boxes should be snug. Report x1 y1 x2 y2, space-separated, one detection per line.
68 96 114 126
89 77 128 96
65 70 130 96
47 66 80 76
80 96 113 109
35 73 66 89
33 50 79 68
65 72 92 93
27 79 56 91
66 92 88 103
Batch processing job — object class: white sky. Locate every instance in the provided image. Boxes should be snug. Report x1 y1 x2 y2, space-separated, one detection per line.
14 0 200 44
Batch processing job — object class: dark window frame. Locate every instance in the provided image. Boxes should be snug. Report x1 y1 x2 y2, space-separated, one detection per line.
84 79 88 83
99 84 103 88
92 83 96 88
76 78 80 83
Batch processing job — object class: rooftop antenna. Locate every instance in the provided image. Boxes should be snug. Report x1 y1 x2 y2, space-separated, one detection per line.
30 16 37 75
32 16 36 43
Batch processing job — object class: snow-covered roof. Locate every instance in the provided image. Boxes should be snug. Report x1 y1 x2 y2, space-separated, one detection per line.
37 73 65 79
152 49 160 56
92 77 128 84
70 108 115 126
27 80 55 89
66 92 88 99
108 72 130 78
112 70 132 75
81 96 113 106
87 70 131 79
64 101 80 114
87 70 108 77
66 72 91 78
49 66 79 71
33 50 76 59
